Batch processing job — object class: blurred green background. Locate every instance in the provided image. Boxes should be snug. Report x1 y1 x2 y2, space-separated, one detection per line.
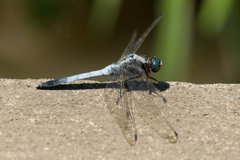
0 0 239 83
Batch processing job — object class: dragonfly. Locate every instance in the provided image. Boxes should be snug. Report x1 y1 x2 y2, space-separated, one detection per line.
36 13 178 145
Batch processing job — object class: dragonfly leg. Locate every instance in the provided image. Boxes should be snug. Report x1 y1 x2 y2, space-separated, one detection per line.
147 76 159 82
116 81 129 105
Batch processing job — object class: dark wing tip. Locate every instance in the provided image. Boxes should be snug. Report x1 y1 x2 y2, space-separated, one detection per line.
174 131 178 138
128 135 137 146
168 131 178 143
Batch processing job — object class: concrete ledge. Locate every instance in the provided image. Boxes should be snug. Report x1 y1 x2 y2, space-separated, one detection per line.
0 79 239 159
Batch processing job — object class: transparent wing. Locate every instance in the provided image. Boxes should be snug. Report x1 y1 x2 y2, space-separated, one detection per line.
120 30 137 59
104 67 137 146
120 13 163 59
124 60 178 143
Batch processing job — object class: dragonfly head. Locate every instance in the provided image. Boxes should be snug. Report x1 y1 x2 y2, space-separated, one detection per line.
150 56 162 73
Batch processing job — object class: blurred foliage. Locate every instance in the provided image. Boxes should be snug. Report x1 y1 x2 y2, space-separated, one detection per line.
154 0 192 82
198 0 234 37
0 0 239 83
26 0 64 26
87 0 122 45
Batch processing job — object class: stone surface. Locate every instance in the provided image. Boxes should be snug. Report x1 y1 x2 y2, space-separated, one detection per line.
0 79 239 159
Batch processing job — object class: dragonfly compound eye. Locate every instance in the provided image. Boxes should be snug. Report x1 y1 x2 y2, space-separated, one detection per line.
151 56 162 73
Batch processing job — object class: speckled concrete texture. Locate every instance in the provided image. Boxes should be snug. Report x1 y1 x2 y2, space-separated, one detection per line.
0 79 239 159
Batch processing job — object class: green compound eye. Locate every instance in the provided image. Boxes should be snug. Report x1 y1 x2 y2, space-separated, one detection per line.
151 56 162 73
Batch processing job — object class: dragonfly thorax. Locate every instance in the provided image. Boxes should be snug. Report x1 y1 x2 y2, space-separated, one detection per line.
150 56 162 73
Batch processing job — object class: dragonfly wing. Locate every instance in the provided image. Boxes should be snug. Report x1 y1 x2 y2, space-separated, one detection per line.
123 13 163 57
124 60 178 143
104 68 137 145
120 30 137 59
